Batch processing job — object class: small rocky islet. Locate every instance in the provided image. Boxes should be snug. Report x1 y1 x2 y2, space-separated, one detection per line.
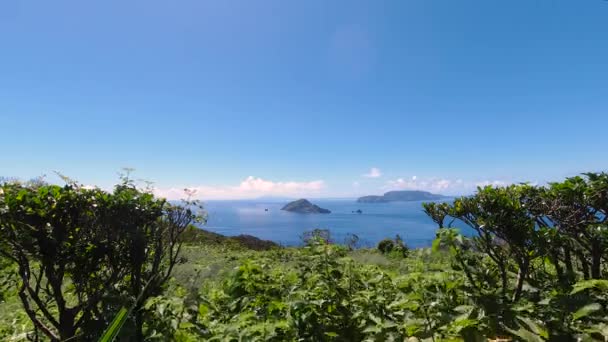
281 199 331 214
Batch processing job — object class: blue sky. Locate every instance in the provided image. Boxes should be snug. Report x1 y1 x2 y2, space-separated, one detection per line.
1 0 607 199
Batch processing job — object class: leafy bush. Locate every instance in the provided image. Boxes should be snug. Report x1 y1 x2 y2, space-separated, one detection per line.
301 228 331 246
344 233 360 250
377 238 395 254
0 175 202 341
426 173 608 340
377 235 409 258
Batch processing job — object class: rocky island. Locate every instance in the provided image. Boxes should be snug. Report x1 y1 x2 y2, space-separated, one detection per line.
281 199 331 214
357 190 444 203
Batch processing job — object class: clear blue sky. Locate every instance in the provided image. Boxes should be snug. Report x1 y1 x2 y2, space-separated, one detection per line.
1 0 607 199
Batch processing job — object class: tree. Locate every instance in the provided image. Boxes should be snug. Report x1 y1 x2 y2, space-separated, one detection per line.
0 177 202 341
427 186 543 336
540 174 608 280
422 202 452 228
474 185 539 302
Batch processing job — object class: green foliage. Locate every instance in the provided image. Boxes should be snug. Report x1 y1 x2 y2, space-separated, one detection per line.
422 202 452 228
0 175 201 341
343 233 360 250
134 240 483 341
301 228 332 246
0 256 16 302
2 171 608 341
169 243 462 341
377 238 395 254
97 307 128 342
425 173 608 340
180 225 279 250
377 235 409 258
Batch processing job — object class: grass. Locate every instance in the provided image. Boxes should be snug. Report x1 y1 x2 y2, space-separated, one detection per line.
0 286 32 341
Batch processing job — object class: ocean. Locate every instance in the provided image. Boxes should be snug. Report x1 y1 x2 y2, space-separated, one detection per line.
198 199 456 248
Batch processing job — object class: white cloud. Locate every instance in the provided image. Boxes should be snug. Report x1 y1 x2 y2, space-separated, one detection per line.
387 177 453 193
153 176 325 200
352 181 360 188
362 167 382 178
385 176 509 195
475 180 507 188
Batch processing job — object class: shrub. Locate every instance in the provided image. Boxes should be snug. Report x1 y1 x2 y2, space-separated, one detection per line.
0 176 202 341
377 238 395 254
378 235 409 257
344 233 360 250
301 228 331 246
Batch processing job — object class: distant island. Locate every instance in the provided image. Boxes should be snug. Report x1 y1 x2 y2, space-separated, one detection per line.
357 190 445 203
281 199 331 214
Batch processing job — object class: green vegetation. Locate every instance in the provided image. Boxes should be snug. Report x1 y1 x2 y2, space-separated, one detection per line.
0 174 203 341
1 172 608 341
377 235 409 258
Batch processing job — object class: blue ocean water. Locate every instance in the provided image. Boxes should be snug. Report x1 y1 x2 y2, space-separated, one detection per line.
199 199 454 248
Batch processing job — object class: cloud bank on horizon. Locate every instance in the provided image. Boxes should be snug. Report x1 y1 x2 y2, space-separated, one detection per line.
384 176 508 195
152 174 511 200
153 176 325 201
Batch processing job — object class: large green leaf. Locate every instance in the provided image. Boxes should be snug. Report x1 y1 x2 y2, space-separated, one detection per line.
97 307 128 342
506 326 545 342
431 238 441 253
570 280 608 295
572 303 602 321
518 317 548 339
